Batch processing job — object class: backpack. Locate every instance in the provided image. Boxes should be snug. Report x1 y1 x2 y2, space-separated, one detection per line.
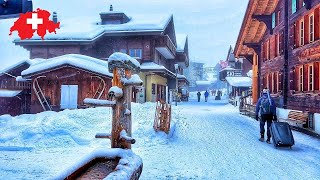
260 98 271 115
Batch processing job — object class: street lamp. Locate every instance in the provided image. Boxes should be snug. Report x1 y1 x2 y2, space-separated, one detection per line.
174 64 179 106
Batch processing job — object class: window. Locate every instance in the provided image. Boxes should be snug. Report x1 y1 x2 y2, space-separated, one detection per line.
309 14 314 42
271 73 275 93
129 49 142 59
272 12 276 28
266 74 270 90
308 64 314 91
292 0 297 14
120 49 127 54
300 19 304 46
299 66 303 91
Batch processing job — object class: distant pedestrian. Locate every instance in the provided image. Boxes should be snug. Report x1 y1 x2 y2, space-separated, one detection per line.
204 90 209 102
197 91 201 102
255 88 277 144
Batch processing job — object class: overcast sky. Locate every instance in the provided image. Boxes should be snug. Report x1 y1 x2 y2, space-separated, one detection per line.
0 0 248 70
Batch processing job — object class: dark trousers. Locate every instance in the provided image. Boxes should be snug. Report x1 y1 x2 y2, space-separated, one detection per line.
205 97 208 102
260 114 273 138
197 96 200 102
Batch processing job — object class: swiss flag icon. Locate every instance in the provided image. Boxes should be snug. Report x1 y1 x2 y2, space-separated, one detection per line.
9 8 60 40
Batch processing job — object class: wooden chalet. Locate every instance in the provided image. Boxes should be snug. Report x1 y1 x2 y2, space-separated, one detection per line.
0 60 32 116
14 6 189 104
235 0 320 114
20 54 112 114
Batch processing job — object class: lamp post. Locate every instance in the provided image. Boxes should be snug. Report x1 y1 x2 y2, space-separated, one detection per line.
174 64 179 106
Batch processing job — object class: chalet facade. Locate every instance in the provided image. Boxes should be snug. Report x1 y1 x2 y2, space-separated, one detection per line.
0 61 32 116
14 7 189 104
235 0 320 114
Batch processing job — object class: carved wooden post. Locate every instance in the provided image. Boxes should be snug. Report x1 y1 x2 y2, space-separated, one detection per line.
108 53 142 149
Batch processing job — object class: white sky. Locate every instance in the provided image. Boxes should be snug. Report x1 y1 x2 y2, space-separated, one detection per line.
0 0 248 70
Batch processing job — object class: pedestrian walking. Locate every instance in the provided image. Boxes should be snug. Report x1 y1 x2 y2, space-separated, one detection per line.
204 90 209 102
255 88 277 144
197 91 201 102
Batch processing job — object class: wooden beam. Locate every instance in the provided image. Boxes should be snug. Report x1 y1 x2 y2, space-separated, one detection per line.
243 42 261 54
252 14 273 35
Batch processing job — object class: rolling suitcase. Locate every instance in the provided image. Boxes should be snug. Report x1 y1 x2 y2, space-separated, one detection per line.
271 122 294 148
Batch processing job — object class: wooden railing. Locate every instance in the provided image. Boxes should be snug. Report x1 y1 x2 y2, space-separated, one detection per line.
0 79 31 90
155 35 176 57
239 94 256 118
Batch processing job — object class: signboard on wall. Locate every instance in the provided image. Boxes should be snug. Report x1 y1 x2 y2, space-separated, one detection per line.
219 69 242 81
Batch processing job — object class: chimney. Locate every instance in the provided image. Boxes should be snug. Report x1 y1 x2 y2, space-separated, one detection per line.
110 5 113 12
52 12 58 24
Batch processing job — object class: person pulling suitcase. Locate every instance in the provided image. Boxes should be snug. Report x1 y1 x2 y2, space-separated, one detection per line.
255 88 277 144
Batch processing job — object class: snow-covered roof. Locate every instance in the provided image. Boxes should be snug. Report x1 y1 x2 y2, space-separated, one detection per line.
140 62 175 76
108 52 140 68
196 81 212 86
14 14 173 42
225 76 252 87
177 74 187 79
0 90 22 97
22 54 112 77
0 59 33 75
176 34 187 52
219 67 236 72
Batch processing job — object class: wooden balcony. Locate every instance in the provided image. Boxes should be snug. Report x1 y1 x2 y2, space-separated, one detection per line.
0 79 31 90
176 53 189 68
155 35 176 59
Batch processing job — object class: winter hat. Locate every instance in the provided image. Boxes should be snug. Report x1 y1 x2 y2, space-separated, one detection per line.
262 88 269 94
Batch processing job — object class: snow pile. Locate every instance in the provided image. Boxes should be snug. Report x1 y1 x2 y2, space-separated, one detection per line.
83 98 116 106
140 62 167 70
22 54 112 77
55 148 142 180
247 70 253 78
177 74 187 79
108 52 140 68
108 86 123 98
0 90 22 97
16 76 31 82
121 74 143 85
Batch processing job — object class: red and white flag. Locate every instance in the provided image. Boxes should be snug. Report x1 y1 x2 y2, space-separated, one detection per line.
9 8 60 40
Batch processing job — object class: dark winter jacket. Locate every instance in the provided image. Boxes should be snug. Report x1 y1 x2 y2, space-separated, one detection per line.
204 91 209 97
197 92 201 97
255 93 276 117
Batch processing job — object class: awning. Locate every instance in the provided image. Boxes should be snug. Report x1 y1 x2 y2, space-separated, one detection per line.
0 90 22 97
225 77 252 87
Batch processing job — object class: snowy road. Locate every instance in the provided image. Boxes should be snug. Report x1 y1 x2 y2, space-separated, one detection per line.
1 97 320 179
136 98 320 179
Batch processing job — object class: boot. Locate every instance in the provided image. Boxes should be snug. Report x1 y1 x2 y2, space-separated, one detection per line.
266 137 271 144
259 133 264 142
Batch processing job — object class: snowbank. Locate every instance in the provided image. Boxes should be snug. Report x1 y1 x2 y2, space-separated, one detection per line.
108 52 140 68
0 102 178 179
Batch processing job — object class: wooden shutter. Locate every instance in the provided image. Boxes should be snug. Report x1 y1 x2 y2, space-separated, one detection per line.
296 20 300 47
261 42 264 61
275 34 278 57
280 31 284 55
290 25 295 49
270 36 275 59
304 15 310 44
315 62 320 91
315 8 320 40
289 69 294 91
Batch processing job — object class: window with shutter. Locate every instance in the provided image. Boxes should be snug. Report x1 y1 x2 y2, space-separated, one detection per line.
309 13 314 42
315 62 320 91
292 0 297 14
299 66 303 91
315 8 320 40
300 19 304 46
304 15 310 44
308 63 314 91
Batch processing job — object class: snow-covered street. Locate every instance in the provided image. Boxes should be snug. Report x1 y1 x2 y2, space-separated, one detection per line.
137 97 320 179
1 96 320 179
